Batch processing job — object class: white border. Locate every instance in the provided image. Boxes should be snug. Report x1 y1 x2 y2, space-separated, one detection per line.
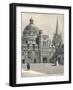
16 6 69 84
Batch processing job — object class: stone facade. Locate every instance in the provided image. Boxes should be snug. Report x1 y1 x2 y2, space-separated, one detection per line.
22 18 63 64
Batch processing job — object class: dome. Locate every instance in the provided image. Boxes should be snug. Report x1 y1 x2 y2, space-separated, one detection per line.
24 18 39 31
25 24 39 31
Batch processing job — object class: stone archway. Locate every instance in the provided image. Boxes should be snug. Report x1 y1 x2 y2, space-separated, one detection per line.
43 57 47 63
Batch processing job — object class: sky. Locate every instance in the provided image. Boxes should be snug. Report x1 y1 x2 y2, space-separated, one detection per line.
21 12 64 41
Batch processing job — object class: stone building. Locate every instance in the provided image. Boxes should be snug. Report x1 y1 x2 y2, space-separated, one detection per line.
39 34 55 63
22 18 63 64
22 18 40 63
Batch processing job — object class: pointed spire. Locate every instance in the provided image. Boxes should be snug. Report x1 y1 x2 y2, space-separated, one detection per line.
56 18 58 34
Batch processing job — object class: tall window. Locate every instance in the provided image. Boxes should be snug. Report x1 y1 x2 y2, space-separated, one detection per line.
33 44 35 50
34 59 37 63
26 40 28 44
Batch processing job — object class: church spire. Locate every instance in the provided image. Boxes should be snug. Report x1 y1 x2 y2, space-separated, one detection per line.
56 18 58 34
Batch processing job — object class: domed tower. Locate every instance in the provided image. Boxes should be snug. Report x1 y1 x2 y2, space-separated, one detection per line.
23 17 39 35
22 18 41 64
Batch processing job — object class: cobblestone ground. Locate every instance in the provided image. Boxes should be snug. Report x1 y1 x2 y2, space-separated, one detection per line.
21 63 64 77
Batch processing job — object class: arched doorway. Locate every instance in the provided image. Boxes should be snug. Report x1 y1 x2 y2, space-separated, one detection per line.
43 57 47 63
34 59 37 63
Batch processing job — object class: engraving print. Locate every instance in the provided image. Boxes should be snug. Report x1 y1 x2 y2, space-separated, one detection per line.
21 13 64 77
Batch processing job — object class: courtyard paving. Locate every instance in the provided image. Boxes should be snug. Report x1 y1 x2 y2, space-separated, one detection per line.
21 63 64 77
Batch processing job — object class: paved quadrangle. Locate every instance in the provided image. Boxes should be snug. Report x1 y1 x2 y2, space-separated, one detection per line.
21 63 64 77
